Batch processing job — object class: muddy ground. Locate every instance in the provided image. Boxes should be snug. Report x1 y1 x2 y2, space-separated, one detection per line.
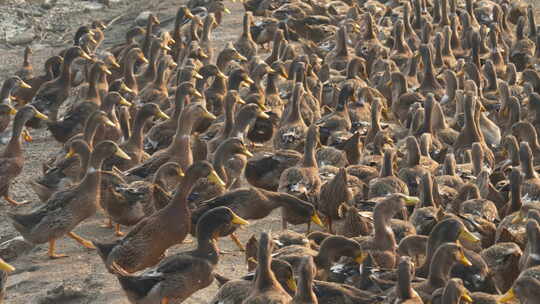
0 0 301 303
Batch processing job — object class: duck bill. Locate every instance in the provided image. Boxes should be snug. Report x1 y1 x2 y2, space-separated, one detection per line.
458 252 472 267
242 149 254 157
19 81 32 89
103 67 113 76
235 54 248 61
119 97 132 106
65 148 75 159
224 7 231 14
207 170 226 187
258 111 270 119
162 45 172 52
286 278 297 291
194 72 204 79
461 293 473 303
115 148 131 160
121 83 134 93
217 71 228 79
104 118 116 127
8 107 17 115
403 195 420 206
355 252 368 264
243 77 255 85
110 59 121 68
311 213 324 227
230 211 249 225
177 168 185 177
459 228 480 243
499 288 515 303
34 110 48 120
157 110 170 120
139 56 149 64
193 90 204 98
0 259 15 273
203 110 217 120
80 51 93 61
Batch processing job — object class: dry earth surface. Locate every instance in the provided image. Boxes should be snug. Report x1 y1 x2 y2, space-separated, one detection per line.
0 0 303 303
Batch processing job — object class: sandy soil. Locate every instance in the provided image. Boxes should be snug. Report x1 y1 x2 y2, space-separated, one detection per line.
0 0 299 303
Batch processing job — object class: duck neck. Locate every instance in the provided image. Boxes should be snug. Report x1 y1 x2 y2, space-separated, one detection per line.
0 83 14 103
302 131 317 168
126 111 153 150
166 169 199 214
231 111 256 140
413 0 422 29
82 119 101 147
421 50 439 90
266 73 279 95
253 247 280 293
79 153 104 195
201 18 214 43
6 115 27 157
287 86 304 124
123 55 139 93
23 48 31 67
267 36 282 64
407 142 421 167
434 38 444 68
86 71 103 104
397 263 414 300
509 177 522 214
380 152 394 177
58 54 76 85
172 92 188 122
403 5 415 38
422 176 435 207
142 47 161 83
373 208 397 251
154 61 168 89
295 266 317 302
442 29 453 56
209 72 227 93
142 20 154 56
522 151 537 179
441 283 463 304
427 251 453 288
336 29 349 57
393 25 408 54
194 228 220 266
222 99 236 138
440 0 450 26
242 15 252 40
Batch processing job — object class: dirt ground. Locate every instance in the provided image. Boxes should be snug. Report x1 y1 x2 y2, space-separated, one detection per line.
0 0 299 303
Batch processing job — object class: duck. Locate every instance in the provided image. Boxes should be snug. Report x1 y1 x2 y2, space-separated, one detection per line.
292 256 318 304
0 106 47 206
113 207 248 304
519 142 540 200
317 82 354 145
29 46 92 125
144 82 203 153
0 258 15 303
368 148 409 199
95 161 224 273
273 234 367 281
8 141 130 258
317 167 351 233
211 258 297 304
244 149 302 191
103 103 170 171
15 46 34 81
234 12 258 61
127 103 215 179
385 256 423 303
243 232 293 304
0 104 17 143
278 124 322 209
358 193 420 268
12 55 63 105
192 187 323 250
274 82 308 152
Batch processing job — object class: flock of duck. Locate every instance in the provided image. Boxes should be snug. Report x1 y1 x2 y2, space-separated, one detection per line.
1 0 540 302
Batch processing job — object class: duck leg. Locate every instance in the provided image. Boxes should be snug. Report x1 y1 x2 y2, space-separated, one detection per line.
114 224 124 237
48 239 68 259
230 233 245 251
22 128 32 142
68 232 95 249
3 195 28 206
161 298 169 304
213 238 232 254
